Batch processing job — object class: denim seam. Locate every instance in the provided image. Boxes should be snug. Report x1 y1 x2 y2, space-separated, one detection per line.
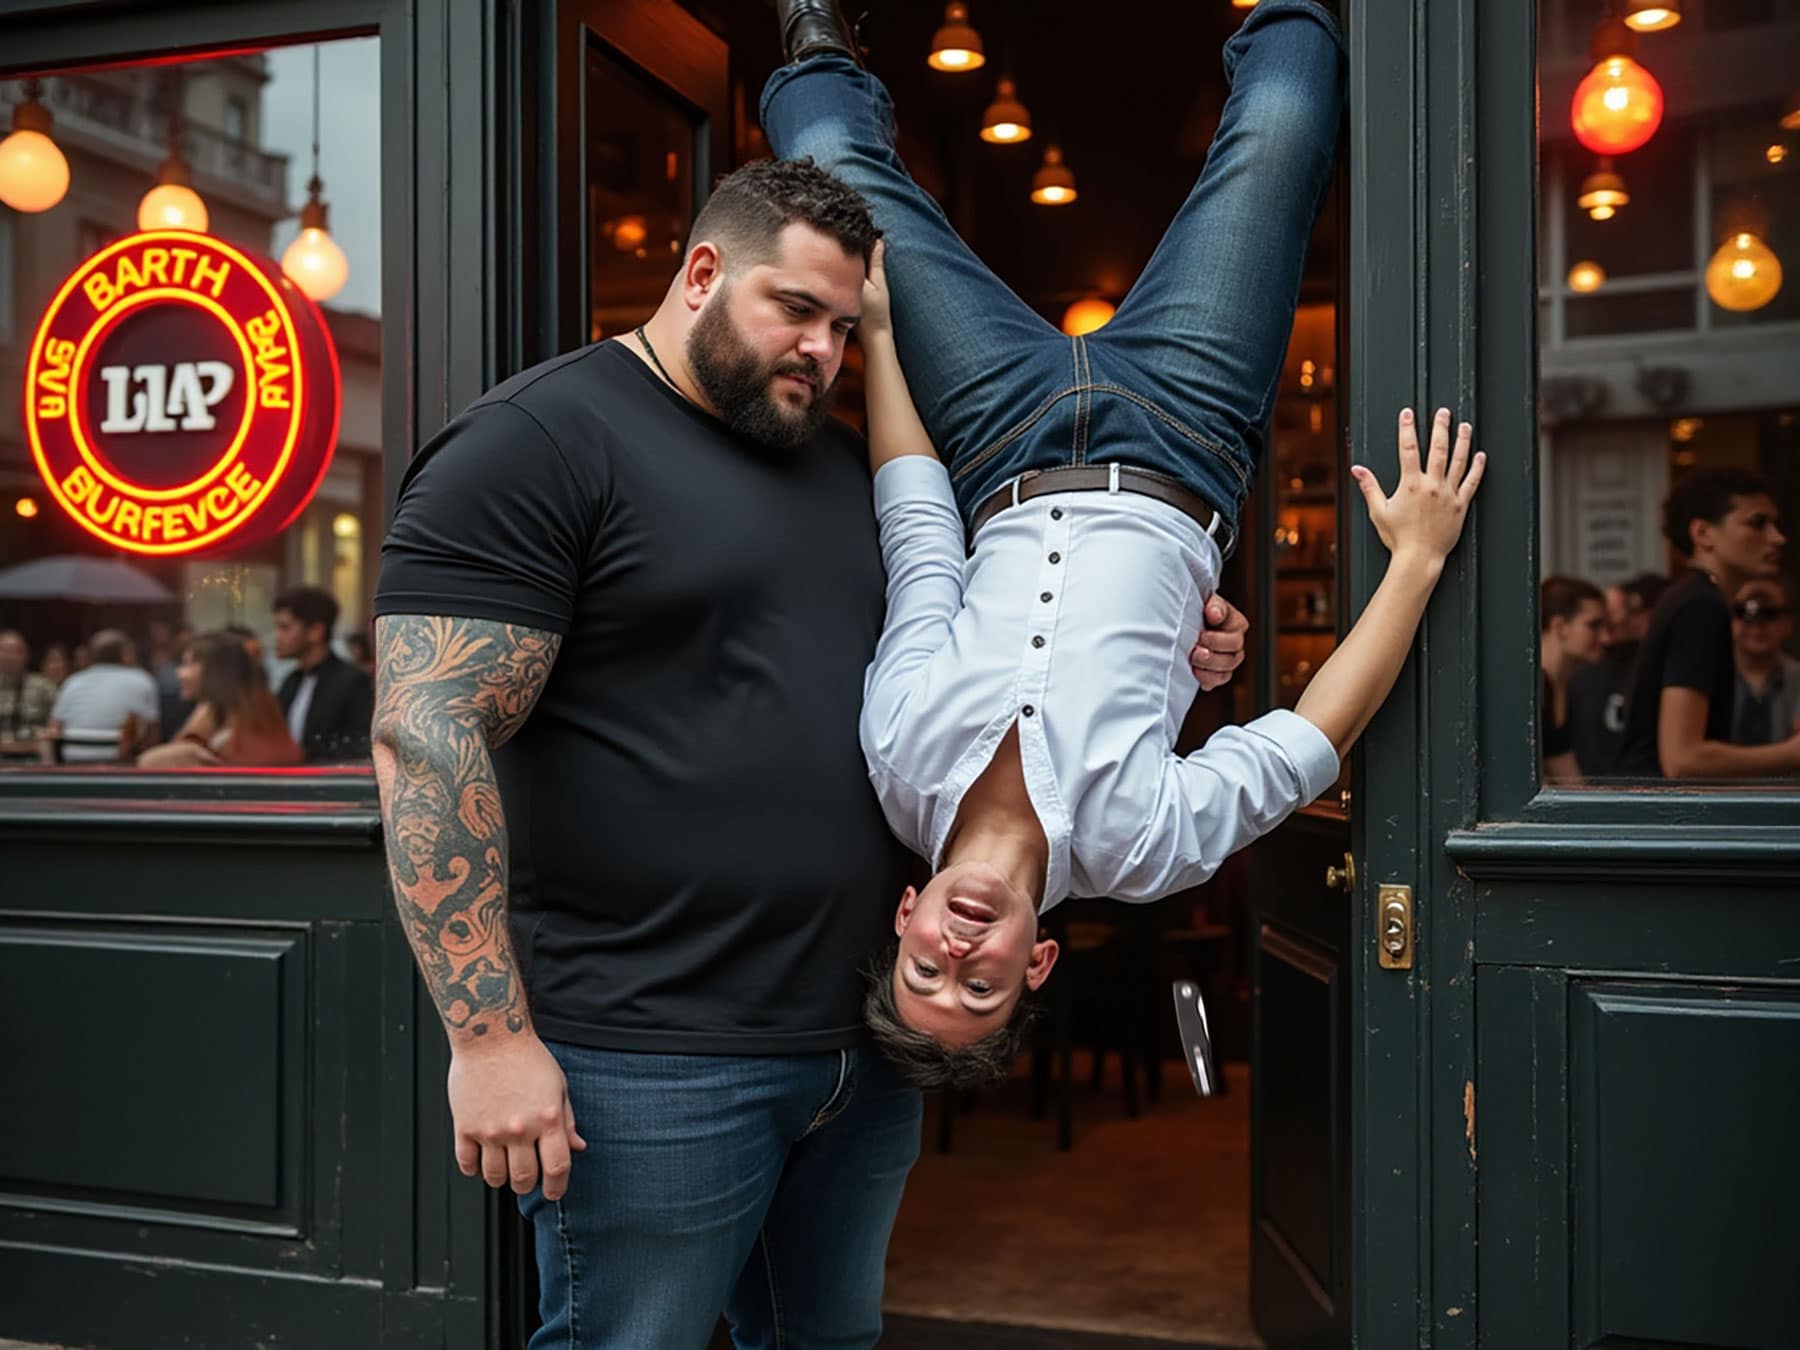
801 1049 854 1138
553 1198 578 1349
757 1228 786 1350
1072 336 1091 466
951 386 1085 485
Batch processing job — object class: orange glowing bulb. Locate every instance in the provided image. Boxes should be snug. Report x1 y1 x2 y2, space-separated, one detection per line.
1060 298 1115 336
1571 56 1664 155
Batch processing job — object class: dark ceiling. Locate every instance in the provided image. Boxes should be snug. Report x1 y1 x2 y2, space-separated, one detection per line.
682 0 1338 320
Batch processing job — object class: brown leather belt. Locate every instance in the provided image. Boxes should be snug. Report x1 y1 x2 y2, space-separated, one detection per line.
968 465 1235 557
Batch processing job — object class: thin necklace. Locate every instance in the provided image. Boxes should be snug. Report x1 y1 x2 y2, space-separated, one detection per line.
634 325 681 392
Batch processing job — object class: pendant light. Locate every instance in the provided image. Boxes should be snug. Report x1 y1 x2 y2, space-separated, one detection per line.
138 71 208 232
928 4 985 72
980 78 1032 144
1568 260 1606 293
1030 145 1077 205
1576 159 1630 220
1782 91 1800 132
1061 297 1115 335
281 47 350 302
1571 18 1663 156
1622 0 1681 31
1705 230 1783 313
0 78 71 213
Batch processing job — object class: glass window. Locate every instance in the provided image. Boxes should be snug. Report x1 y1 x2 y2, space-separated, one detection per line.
0 36 382 773
1536 1 1800 789
584 39 699 344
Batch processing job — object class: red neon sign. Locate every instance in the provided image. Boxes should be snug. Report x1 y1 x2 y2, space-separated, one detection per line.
25 229 341 556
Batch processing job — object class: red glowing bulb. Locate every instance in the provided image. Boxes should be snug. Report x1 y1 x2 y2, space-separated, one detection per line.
1571 55 1664 155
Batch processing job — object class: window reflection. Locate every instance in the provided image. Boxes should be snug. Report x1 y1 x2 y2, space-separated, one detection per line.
0 37 382 771
585 40 698 343
1537 0 1799 787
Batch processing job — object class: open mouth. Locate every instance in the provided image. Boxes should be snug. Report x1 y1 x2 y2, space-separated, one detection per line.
947 897 998 923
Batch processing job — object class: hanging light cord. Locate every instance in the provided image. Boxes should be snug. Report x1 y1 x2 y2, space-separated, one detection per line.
309 46 322 193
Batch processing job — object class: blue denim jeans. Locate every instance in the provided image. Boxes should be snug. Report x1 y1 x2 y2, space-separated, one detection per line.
759 0 1344 542
519 1041 922 1350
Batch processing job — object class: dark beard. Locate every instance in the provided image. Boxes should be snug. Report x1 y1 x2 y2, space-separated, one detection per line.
686 292 837 450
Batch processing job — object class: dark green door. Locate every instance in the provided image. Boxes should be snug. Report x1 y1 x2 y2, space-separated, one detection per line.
1247 5 1465 1343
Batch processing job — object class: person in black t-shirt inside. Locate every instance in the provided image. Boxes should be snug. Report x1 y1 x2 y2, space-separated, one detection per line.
1566 572 1666 778
1539 575 1605 784
1616 468 1800 780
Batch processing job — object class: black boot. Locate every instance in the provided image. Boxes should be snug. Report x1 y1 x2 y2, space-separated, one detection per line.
775 0 864 65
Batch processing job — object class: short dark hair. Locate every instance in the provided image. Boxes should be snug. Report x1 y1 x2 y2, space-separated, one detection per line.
89 628 131 665
861 943 1039 1091
1617 571 1669 613
1662 467 1777 557
1540 575 1605 631
688 157 880 272
275 585 339 637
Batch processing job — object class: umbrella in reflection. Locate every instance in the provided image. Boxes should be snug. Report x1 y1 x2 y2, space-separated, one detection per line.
0 555 175 604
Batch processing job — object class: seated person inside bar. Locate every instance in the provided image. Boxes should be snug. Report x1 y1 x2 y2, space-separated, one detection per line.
1538 575 1606 785
43 628 159 762
1566 571 1665 778
1730 575 1800 750
1616 468 1800 780
139 631 301 768
273 586 374 762
0 629 57 760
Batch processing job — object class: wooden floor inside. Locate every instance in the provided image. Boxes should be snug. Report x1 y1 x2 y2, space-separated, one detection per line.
883 1056 1261 1348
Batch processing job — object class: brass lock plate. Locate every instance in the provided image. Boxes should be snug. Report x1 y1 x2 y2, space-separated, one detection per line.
1377 884 1413 970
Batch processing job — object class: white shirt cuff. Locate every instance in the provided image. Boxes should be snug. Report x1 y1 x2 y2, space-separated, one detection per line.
872 455 957 515
1245 708 1342 805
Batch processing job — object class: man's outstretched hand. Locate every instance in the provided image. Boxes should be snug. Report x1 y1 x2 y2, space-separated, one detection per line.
1192 595 1249 692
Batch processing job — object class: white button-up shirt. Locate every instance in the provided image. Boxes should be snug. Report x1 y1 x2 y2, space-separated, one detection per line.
860 457 1342 911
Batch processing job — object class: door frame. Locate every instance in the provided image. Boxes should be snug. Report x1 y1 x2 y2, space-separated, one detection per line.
522 0 729 363
1343 1 1483 1343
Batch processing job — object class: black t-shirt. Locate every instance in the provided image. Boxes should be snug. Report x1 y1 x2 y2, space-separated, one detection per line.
374 341 912 1054
1616 570 1734 778
1565 644 1636 777
1541 671 1573 760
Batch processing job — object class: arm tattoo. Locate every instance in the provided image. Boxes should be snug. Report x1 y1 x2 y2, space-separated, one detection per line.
371 615 561 1042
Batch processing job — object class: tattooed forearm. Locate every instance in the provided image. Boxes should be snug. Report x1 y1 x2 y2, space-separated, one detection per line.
372 615 561 1043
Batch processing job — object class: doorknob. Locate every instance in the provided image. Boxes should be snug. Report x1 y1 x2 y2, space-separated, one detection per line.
1324 852 1356 891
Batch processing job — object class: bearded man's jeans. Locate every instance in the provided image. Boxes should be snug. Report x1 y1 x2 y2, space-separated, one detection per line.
518 1041 921 1350
759 0 1344 539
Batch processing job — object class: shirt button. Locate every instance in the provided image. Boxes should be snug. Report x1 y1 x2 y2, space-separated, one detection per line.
1050 507 1064 521
1022 704 1035 717
1032 635 1046 649
1041 591 1053 603
1048 551 1061 564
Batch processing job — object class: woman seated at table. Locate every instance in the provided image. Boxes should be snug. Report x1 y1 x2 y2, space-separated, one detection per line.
138 631 302 769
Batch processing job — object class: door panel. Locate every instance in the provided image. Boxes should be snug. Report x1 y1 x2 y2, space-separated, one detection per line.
1481 970 1800 1350
1253 810 1351 1348
1249 231 1351 1346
